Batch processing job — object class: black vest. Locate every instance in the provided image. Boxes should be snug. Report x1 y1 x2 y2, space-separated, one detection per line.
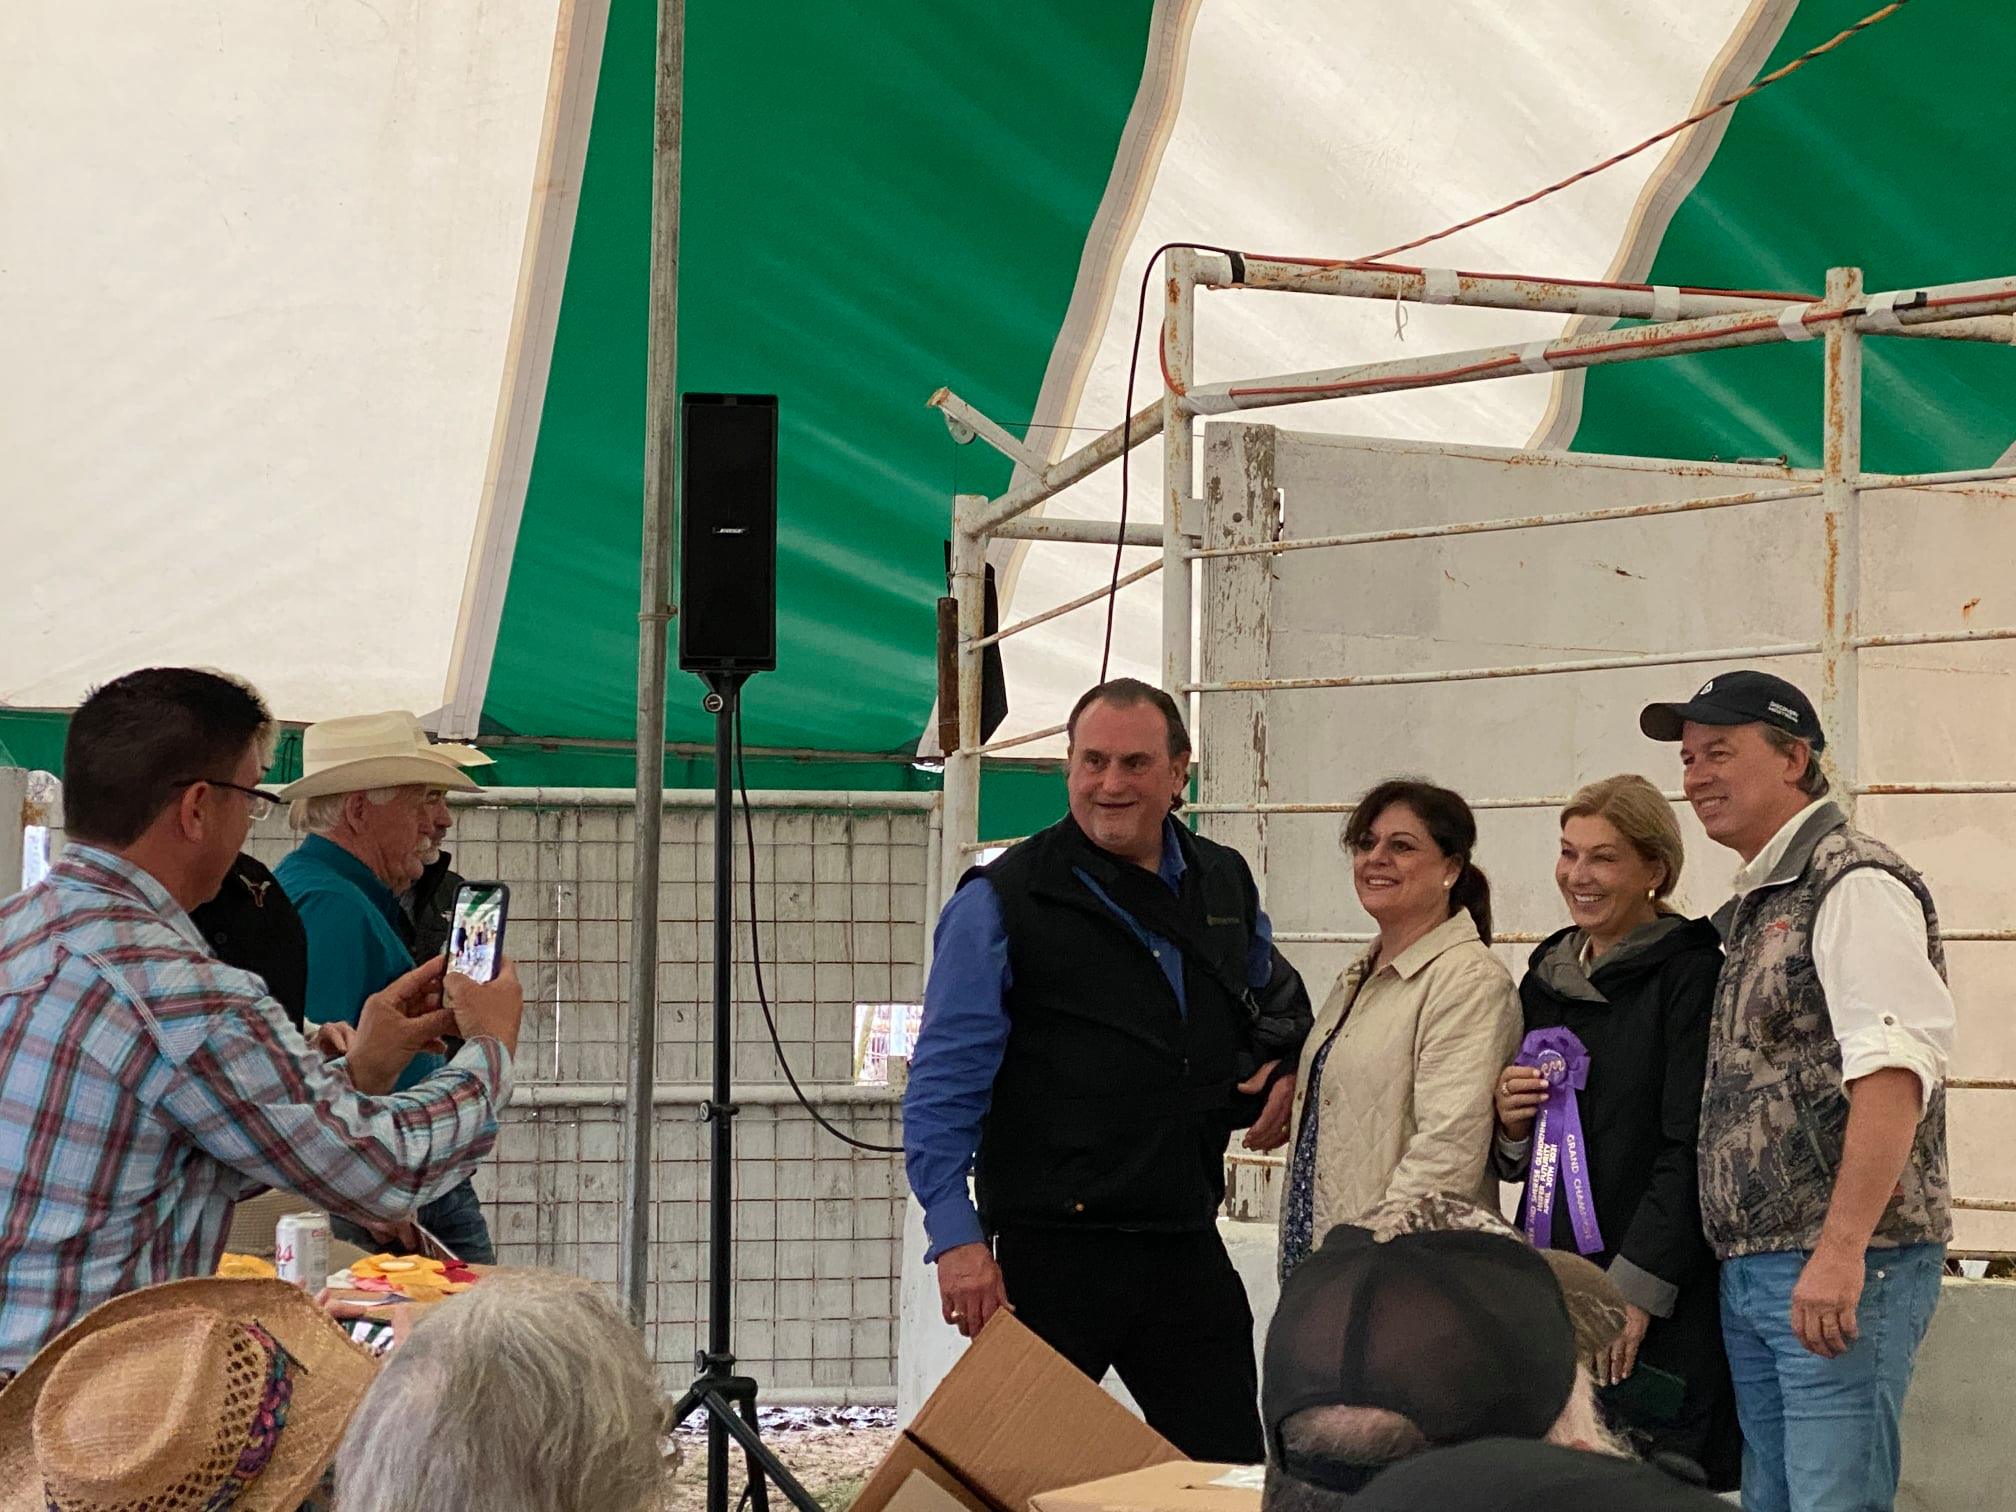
972 817 1258 1233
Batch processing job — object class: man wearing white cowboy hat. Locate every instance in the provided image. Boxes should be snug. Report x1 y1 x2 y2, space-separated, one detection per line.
0 669 521 1374
275 710 502 1262
393 715 496 962
0 1277 376 1512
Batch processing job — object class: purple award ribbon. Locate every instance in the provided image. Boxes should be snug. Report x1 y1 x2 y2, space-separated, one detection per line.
1518 1026 1604 1255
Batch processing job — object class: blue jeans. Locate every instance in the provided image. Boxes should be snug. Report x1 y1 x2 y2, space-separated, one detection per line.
1721 1243 1943 1512
331 1178 496 1265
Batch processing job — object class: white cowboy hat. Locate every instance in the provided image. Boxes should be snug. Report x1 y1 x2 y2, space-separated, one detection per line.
0 1279 377 1512
429 741 495 769
276 711 482 802
392 712 495 770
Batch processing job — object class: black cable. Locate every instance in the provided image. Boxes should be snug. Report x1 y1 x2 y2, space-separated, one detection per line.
1100 242 1249 683
735 700 903 1156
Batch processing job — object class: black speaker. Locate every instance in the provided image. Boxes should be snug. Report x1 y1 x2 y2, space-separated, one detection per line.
678 393 779 675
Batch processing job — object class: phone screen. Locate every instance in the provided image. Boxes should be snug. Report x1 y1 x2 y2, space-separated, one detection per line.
447 883 508 984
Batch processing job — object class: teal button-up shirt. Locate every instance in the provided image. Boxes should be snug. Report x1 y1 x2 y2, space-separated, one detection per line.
275 834 443 1091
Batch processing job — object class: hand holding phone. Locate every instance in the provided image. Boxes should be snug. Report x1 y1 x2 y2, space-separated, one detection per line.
443 956 524 1060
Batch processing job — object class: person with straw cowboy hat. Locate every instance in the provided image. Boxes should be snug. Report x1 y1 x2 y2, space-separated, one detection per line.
274 711 501 1263
0 669 522 1375
0 1278 375 1512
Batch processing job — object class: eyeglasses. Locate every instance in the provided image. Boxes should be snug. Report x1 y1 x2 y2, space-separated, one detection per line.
175 778 281 822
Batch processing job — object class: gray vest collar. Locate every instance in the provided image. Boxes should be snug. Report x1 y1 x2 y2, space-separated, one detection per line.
1712 801 1850 938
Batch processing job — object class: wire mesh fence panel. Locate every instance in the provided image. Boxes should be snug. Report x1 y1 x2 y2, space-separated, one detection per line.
449 794 927 1395
58 789 930 1396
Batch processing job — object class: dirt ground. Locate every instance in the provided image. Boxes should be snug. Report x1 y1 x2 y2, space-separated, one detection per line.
665 1420 899 1512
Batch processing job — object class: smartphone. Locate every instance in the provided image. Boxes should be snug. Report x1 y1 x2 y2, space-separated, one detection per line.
1601 1361 1687 1425
445 882 510 984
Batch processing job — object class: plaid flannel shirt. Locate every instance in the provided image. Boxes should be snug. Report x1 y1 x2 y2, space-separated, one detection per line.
0 844 512 1370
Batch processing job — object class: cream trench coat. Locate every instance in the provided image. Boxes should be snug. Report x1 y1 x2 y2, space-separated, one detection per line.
1283 910 1522 1238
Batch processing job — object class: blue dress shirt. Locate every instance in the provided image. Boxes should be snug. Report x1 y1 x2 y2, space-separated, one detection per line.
903 818 1273 1260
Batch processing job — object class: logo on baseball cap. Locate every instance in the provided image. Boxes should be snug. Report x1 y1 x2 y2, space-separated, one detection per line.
1639 669 1825 749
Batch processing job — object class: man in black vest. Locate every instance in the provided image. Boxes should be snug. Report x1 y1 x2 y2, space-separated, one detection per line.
904 678 1309 1461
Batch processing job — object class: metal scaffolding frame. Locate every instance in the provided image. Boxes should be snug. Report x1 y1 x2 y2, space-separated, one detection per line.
932 251 2016 1228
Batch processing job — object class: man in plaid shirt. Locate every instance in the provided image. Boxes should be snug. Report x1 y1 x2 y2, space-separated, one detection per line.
0 668 524 1372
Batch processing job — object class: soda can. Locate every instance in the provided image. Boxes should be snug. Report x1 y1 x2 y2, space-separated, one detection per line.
275 1211 332 1290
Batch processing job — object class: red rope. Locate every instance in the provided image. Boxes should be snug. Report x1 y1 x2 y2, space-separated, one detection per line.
1354 1 1911 264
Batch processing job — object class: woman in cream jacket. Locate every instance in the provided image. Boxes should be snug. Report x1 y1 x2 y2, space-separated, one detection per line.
1279 779 1522 1276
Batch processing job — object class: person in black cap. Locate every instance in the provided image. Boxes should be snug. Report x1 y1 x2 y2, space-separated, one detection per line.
1344 1437 1728 1510
1640 670 1953 1512
1260 1223 1629 1510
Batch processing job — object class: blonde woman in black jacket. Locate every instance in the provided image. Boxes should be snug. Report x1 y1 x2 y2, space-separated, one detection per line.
1494 774 1740 1488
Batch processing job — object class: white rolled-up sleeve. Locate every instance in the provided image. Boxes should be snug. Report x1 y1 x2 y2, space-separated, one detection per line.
1811 868 1955 1113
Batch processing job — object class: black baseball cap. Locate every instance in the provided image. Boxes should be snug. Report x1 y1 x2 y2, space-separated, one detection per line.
1638 669 1825 750
1262 1226 1576 1491
1345 1438 1729 1511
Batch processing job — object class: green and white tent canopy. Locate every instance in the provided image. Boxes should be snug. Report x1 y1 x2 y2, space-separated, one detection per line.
5 0 2011 833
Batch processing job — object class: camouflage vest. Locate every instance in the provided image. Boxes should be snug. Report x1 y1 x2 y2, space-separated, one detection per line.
1699 803 1951 1259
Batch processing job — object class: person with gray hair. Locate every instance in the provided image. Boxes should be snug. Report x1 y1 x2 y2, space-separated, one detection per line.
333 1270 673 1512
275 711 498 1260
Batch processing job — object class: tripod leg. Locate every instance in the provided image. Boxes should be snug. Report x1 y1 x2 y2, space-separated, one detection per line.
709 1410 730 1512
738 1389 771 1512
703 1390 824 1512
669 1384 708 1429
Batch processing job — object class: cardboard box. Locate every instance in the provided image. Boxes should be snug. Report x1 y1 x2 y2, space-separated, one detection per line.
852 1312 1184 1512
1029 1462 1264 1512
873 1444 991 1512
885 1464 988 1512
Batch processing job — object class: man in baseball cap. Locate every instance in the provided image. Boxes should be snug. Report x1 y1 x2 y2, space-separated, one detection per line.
1637 668 1824 750
1638 670 1953 1512
1260 1218 1628 1510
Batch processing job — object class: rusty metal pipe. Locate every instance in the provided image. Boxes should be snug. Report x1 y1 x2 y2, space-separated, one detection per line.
1186 791 1686 816
1860 782 2016 796
928 388 1052 475
1188 481 1820 562
976 722 1067 756
972 559 1162 649
1852 627 2016 650
991 517 1163 546
1205 254 1806 319
1819 267 1864 815
1185 277 2016 416
965 403 1166 537
1878 315 2016 344
1185 641 1818 695
1854 465 2016 492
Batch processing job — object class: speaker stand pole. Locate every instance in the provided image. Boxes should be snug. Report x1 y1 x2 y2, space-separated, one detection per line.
671 672 821 1512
